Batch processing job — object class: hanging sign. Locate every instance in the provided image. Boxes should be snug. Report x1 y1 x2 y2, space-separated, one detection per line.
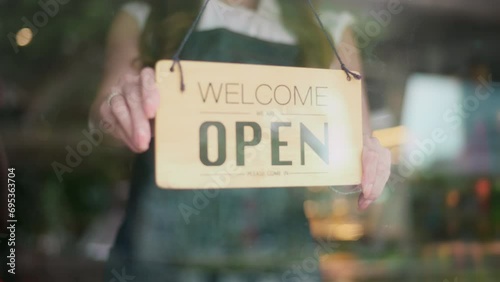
155 60 362 189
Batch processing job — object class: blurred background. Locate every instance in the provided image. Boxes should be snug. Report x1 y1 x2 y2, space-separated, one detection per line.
0 0 499 281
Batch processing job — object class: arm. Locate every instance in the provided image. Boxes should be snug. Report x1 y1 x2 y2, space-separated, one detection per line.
332 27 391 210
89 10 159 153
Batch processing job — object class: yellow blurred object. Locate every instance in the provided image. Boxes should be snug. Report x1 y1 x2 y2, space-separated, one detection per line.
332 223 364 241
16 28 33 47
373 126 408 164
332 198 350 218
373 126 408 148
310 219 364 241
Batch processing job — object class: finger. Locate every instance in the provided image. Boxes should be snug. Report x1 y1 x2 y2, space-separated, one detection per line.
358 147 378 210
140 67 160 119
115 124 142 153
361 148 378 197
124 86 151 152
98 103 118 135
371 148 392 196
109 93 134 141
98 110 141 153
358 193 370 210
359 148 392 210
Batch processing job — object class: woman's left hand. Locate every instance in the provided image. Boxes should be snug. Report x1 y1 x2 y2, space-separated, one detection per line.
359 135 392 210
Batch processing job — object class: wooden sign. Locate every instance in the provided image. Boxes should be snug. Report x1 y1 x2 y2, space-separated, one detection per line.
155 60 362 189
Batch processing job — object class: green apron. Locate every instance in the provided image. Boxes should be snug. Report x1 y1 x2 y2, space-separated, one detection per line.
106 29 322 282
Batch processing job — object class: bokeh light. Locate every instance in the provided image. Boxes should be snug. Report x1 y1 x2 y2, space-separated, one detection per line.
16 28 33 47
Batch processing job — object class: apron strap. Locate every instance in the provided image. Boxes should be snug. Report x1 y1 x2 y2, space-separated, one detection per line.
169 0 212 91
170 0 362 92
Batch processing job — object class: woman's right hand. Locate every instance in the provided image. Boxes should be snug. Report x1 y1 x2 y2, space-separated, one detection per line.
96 67 160 153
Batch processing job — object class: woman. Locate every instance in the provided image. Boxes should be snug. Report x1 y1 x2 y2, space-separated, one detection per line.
90 0 391 281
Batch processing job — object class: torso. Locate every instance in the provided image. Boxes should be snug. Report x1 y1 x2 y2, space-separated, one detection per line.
107 1 352 279
122 0 354 46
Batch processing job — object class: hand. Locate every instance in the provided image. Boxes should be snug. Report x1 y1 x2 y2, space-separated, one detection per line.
98 67 160 153
358 135 392 210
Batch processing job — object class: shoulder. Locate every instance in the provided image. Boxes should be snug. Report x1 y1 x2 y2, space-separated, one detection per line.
121 1 151 30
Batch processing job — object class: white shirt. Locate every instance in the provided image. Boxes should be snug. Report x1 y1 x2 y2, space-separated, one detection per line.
122 0 355 45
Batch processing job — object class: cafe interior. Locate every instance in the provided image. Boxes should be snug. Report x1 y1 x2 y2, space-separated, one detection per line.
1 0 499 281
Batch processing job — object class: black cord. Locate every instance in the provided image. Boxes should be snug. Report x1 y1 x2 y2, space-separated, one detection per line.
305 0 362 81
170 0 212 91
